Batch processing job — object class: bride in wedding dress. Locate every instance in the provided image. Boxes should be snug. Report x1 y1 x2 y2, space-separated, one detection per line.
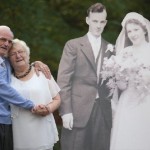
110 12 150 150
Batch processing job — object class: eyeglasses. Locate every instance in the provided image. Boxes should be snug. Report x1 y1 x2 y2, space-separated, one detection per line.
9 50 25 57
0 37 13 45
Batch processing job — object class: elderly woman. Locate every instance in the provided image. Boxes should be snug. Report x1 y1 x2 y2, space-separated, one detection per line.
8 39 61 150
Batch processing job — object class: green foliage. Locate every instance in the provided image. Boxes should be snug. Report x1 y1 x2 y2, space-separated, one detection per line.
0 1 149 149
0 0 149 77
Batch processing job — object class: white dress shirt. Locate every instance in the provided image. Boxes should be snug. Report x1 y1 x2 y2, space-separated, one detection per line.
87 32 101 61
87 32 102 98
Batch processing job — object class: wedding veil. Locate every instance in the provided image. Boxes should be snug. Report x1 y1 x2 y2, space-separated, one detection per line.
115 12 150 54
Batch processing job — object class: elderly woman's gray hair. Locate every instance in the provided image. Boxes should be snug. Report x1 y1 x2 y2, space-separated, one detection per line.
12 38 30 55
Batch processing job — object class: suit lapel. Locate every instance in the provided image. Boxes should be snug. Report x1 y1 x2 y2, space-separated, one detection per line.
99 39 113 85
79 36 111 74
80 35 97 73
95 38 108 75
100 39 107 69
100 38 111 70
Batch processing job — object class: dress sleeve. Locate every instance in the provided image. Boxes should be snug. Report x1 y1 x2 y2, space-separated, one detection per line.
48 75 60 98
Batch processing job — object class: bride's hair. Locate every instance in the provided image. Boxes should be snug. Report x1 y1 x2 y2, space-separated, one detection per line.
125 19 147 34
125 19 148 42
115 12 150 54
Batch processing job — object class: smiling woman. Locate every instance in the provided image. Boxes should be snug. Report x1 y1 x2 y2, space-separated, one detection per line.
110 12 150 150
125 19 148 45
8 38 61 150
9 40 30 78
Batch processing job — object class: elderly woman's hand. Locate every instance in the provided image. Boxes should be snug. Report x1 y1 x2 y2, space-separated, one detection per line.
32 104 50 116
32 61 51 79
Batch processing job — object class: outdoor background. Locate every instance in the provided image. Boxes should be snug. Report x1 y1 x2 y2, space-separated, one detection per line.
1 0 149 149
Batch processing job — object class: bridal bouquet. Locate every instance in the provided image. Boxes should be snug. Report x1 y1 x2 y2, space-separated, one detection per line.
101 50 150 96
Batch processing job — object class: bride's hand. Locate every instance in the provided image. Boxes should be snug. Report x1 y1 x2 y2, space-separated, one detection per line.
116 80 128 91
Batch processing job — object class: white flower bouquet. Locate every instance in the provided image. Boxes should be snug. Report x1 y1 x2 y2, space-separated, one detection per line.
101 50 150 97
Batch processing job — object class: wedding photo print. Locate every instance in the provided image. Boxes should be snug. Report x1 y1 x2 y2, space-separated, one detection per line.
0 0 149 150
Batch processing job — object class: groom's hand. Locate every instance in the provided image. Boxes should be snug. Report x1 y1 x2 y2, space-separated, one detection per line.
62 113 73 130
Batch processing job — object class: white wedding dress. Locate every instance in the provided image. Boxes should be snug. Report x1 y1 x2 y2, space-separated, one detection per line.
110 44 150 150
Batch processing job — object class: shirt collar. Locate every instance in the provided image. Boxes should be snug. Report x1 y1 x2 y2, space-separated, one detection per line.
87 32 101 43
0 56 4 64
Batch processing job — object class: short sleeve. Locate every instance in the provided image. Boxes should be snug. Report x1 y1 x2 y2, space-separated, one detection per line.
48 76 61 98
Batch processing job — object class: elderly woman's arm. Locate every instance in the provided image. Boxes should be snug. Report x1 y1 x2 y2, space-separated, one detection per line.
33 94 61 116
46 94 61 113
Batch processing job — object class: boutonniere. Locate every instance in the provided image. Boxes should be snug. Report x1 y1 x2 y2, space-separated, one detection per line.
105 44 114 53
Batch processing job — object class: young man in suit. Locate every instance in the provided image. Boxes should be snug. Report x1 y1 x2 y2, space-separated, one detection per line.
57 3 113 150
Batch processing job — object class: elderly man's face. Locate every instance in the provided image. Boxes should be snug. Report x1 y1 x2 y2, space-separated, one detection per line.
0 28 13 57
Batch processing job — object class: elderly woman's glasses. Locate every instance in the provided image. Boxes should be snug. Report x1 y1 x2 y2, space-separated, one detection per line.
9 50 25 57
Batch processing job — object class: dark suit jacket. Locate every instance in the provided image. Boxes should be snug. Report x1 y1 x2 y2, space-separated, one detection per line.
57 35 113 128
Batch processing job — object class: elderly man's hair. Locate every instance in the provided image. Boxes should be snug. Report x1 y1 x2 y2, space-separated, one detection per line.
0 25 14 37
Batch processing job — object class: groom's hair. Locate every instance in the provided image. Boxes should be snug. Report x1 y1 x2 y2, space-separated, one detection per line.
87 3 106 16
